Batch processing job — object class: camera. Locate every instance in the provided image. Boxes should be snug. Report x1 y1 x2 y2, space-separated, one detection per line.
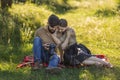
49 43 56 55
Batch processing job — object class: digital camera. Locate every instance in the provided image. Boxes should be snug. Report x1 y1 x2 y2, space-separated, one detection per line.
49 43 56 55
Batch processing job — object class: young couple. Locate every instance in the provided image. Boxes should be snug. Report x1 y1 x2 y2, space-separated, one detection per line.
32 14 113 72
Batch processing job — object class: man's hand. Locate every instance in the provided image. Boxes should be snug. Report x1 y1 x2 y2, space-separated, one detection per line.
43 43 50 50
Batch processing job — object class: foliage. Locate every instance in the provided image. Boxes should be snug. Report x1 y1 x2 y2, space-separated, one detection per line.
0 0 13 9
0 4 52 47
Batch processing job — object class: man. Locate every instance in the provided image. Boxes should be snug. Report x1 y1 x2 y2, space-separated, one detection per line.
33 14 62 72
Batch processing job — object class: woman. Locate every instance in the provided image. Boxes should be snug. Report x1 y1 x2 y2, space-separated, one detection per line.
57 19 113 68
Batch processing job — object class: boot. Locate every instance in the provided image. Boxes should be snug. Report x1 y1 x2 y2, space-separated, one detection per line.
105 63 113 68
106 63 113 68
32 61 42 70
45 67 62 74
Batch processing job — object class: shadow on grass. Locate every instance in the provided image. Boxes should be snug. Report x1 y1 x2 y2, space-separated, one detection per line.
0 70 30 80
110 66 120 80
0 65 120 80
47 4 78 14
94 9 116 17
30 67 81 80
83 65 120 80
34 0 78 14
0 44 32 64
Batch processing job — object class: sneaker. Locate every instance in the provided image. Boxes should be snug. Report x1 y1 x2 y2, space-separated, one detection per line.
105 63 113 68
32 62 42 70
45 67 62 74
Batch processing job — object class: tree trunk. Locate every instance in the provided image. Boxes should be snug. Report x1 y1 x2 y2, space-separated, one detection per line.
1 0 13 9
1 0 7 9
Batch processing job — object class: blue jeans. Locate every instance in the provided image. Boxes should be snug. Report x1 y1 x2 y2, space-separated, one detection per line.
33 37 60 67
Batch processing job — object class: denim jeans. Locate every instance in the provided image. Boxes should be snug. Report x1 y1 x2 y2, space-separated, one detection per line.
33 37 60 67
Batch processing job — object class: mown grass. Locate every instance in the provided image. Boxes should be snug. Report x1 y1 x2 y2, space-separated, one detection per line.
0 0 120 80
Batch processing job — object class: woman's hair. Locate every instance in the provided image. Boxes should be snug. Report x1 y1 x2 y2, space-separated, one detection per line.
48 14 59 27
59 19 68 27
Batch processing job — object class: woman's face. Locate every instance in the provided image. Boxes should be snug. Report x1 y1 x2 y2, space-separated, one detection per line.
58 26 68 33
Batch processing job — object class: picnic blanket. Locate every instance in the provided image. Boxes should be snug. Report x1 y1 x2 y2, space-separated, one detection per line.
16 54 108 68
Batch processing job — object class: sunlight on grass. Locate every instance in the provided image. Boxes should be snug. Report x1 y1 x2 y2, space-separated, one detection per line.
0 62 11 70
79 70 93 80
9 3 52 16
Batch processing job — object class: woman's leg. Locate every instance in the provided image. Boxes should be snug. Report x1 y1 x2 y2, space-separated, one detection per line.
82 56 113 68
86 56 109 64
82 59 102 66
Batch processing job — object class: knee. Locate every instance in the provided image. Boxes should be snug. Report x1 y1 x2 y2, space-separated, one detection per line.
34 37 42 43
33 37 42 46
34 37 42 41
52 55 59 60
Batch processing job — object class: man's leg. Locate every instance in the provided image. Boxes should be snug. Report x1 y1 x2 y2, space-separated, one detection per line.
33 37 43 69
48 54 60 67
46 54 62 73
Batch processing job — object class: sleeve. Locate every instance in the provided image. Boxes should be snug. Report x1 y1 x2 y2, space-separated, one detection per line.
67 28 76 37
71 29 76 36
34 28 42 37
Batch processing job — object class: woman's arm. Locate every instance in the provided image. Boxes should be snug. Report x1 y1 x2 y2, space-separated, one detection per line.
61 28 76 50
51 32 61 47
58 46 64 62
61 30 71 50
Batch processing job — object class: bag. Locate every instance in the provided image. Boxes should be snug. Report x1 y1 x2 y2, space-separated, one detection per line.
63 43 91 66
77 43 91 55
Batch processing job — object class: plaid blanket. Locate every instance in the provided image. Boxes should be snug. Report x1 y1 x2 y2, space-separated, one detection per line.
17 54 108 68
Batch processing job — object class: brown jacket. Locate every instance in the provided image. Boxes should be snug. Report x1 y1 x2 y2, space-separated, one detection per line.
34 26 56 45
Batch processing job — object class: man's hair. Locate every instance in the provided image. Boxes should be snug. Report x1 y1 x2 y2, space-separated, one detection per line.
48 14 59 27
59 19 68 27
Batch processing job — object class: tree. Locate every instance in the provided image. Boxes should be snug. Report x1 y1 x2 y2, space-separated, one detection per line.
1 0 13 9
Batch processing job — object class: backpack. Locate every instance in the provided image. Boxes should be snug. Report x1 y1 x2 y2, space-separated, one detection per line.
63 43 91 66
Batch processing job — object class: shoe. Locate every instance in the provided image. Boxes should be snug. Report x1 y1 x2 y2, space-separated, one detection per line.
105 63 113 68
45 67 62 74
32 61 42 70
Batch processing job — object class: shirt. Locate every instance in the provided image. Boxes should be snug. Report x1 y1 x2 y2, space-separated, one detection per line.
57 27 77 48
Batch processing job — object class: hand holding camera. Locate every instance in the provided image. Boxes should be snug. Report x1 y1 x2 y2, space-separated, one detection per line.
43 43 50 50
43 43 56 55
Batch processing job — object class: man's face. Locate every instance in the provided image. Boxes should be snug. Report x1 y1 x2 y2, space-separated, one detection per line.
58 26 67 33
48 25 57 33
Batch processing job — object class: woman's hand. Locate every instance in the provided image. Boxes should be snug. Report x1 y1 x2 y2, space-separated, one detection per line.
61 42 67 50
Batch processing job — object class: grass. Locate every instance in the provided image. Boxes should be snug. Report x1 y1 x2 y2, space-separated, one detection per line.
0 0 120 80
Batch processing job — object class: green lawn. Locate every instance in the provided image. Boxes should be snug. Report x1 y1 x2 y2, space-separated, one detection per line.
0 0 120 80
